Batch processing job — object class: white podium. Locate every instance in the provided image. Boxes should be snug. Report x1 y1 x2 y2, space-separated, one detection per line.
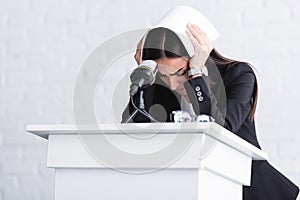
27 122 267 200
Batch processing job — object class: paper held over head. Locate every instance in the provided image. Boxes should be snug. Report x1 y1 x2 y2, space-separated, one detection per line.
144 6 220 57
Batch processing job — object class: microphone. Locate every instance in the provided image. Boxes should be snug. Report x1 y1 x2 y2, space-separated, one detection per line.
129 60 158 97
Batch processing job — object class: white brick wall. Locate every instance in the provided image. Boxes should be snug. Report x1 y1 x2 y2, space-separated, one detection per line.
0 0 299 199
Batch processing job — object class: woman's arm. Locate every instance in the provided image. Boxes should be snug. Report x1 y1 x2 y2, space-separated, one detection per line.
185 23 256 132
184 62 256 132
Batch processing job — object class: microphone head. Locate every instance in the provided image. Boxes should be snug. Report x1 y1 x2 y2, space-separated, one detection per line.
129 60 158 97
138 60 157 72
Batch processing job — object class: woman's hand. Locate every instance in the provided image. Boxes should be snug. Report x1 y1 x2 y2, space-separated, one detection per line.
134 29 150 65
185 23 213 69
134 37 143 65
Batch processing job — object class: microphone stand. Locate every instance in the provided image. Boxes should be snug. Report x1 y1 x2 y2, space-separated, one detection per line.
124 90 158 123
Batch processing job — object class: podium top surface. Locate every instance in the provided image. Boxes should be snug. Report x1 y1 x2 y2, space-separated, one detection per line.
27 122 267 160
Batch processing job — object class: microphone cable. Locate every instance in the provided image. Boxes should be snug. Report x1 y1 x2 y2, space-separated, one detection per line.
124 91 159 123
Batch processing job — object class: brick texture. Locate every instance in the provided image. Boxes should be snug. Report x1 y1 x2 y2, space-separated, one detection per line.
0 0 299 199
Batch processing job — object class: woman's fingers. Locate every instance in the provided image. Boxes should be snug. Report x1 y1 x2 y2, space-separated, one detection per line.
187 23 206 47
134 50 141 65
185 29 199 48
134 41 142 64
186 23 213 68
134 29 150 64
191 24 212 50
185 29 206 56
186 23 212 51
196 26 213 51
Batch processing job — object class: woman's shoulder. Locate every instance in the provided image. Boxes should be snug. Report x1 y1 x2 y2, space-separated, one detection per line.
230 62 255 75
224 62 256 81
221 62 257 88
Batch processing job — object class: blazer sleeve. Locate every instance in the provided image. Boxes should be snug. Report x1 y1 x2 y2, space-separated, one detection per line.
184 63 256 133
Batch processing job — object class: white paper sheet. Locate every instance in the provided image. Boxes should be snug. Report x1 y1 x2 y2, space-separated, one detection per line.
142 6 220 57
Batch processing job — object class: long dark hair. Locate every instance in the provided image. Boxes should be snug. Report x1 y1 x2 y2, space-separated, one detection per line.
142 27 190 60
210 49 258 121
141 27 257 121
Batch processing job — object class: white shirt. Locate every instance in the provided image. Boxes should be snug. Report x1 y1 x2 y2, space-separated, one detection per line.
180 96 196 117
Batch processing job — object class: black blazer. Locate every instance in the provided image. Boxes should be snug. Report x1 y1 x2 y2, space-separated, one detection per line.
122 61 299 199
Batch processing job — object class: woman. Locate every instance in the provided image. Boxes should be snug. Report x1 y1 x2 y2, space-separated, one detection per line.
122 23 299 199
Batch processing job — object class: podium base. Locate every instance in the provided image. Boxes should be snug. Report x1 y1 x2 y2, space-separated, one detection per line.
55 168 242 200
